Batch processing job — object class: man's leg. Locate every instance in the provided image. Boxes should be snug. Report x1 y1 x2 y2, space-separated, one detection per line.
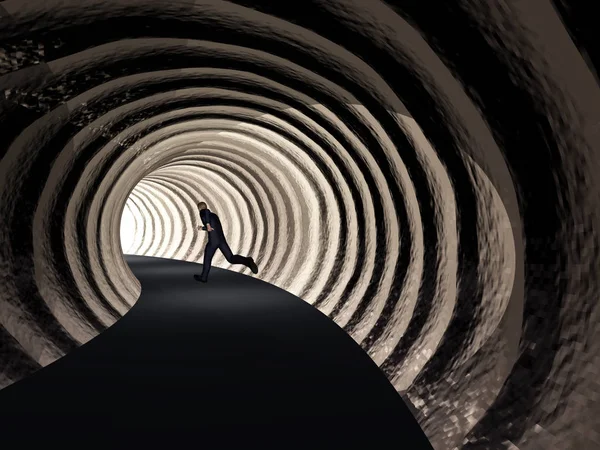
218 240 258 274
196 242 218 282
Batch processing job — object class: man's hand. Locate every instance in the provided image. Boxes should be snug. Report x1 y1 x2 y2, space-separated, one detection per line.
207 224 214 232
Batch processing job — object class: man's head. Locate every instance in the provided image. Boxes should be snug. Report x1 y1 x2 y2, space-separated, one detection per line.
197 201 207 210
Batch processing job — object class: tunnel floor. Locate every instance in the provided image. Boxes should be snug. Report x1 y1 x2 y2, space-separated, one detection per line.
0 255 433 448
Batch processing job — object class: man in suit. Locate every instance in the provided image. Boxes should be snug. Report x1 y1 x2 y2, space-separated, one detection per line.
194 201 258 283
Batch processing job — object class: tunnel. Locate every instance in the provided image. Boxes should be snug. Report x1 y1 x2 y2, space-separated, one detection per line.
0 0 599 448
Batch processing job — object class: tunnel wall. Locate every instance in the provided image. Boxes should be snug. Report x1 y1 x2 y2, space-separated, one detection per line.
1 1 599 448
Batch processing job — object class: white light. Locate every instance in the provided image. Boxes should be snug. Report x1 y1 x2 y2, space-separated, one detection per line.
120 203 136 254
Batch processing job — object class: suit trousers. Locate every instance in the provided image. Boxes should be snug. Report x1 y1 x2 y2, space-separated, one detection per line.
200 237 251 280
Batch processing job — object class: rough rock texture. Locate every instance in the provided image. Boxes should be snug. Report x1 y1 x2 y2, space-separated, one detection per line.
0 1 599 449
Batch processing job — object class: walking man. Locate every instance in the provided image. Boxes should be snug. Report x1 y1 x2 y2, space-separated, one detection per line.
194 201 258 283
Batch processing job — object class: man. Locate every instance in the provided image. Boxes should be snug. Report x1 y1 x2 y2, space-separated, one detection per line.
194 201 258 283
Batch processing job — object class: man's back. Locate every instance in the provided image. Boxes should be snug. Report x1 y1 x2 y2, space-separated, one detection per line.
200 209 224 239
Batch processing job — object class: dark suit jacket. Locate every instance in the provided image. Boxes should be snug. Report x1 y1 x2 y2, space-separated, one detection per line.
200 209 225 242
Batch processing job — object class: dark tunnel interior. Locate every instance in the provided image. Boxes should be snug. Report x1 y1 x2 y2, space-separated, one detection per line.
1 1 599 448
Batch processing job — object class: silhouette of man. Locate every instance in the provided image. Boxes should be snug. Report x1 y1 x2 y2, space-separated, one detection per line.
194 201 258 283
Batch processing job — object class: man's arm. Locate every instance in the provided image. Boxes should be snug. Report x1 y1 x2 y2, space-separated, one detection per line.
206 212 216 232
198 209 214 232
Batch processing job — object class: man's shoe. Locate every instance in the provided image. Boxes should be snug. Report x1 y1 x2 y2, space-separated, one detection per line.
249 258 258 274
194 274 207 283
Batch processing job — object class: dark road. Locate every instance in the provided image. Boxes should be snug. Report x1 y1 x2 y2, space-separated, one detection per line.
0 255 433 448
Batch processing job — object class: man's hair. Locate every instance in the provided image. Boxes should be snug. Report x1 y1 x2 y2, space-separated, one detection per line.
197 201 207 210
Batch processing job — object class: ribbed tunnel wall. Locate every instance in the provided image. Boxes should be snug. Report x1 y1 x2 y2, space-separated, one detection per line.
1 1 599 448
